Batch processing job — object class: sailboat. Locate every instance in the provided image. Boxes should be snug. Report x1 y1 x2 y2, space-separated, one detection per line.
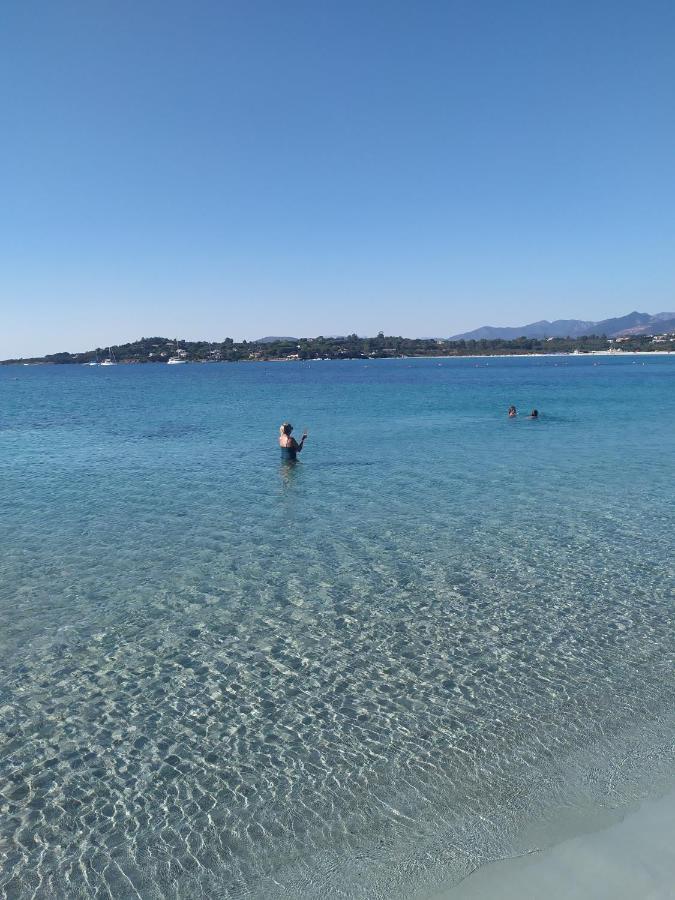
100 347 117 366
85 351 100 366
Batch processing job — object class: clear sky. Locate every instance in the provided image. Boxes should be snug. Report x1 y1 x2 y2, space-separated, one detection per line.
1 0 674 357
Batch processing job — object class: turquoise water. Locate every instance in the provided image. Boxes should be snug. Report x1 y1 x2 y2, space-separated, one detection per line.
1 356 674 898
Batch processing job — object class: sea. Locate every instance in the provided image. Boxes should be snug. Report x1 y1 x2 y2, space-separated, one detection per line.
1 355 674 899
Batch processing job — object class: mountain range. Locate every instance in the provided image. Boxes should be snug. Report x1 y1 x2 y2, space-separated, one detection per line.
449 311 675 341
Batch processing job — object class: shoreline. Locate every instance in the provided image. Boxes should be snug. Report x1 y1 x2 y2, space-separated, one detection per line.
4 349 674 367
428 786 675 899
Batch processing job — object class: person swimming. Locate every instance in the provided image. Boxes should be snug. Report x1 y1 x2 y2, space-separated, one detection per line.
508 405 517 418
528 409 539 418
279 422 307 460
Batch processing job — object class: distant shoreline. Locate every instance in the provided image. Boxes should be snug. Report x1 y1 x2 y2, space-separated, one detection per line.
6 349 674 367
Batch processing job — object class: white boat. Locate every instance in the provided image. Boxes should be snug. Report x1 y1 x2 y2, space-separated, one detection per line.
100 347 117 366
167 338 187 364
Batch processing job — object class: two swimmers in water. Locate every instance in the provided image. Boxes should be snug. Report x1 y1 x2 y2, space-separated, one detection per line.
508 406 538 418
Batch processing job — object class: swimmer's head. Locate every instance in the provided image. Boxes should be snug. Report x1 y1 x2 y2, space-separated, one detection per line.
281 422 293 435
530 409 538 418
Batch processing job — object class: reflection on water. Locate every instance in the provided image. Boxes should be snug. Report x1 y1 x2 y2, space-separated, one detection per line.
279 457 300 488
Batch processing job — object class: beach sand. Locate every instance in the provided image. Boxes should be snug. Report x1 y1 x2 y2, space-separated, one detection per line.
430 789 675 900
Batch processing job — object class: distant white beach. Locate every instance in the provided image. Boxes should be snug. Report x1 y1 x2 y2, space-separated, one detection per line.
408 350 675 360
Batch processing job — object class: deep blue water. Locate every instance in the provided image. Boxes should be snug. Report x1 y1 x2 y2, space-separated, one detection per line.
1 356 674 898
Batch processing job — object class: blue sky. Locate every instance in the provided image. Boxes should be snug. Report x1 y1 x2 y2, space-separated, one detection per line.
1 0 674 357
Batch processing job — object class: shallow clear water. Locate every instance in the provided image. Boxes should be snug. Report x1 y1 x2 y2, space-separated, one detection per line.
1 356 674 898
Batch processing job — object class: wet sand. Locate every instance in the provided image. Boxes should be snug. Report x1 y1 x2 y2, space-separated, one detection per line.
431 789 675 899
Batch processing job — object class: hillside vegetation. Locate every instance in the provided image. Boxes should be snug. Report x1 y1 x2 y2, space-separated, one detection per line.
4 331 675 365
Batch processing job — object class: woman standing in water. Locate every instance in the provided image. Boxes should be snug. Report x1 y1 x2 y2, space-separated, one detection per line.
279 422 307 460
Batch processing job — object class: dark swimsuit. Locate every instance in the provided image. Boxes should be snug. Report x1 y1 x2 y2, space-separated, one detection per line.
280 446 297 461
